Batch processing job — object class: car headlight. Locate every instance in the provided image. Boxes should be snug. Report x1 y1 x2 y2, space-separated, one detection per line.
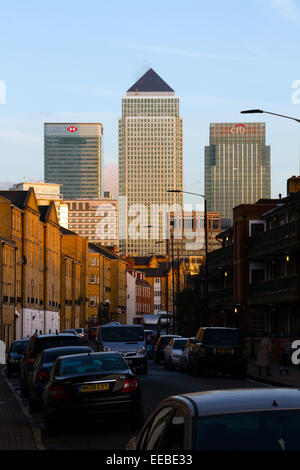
103 347 111 352
137 347 146 355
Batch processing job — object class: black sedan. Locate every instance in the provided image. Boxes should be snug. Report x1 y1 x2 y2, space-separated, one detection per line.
6 339 29 377
127 388 300 450
43 352 144 434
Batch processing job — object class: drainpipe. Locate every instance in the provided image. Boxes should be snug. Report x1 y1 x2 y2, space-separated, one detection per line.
13 245 17 341
0 241 3 340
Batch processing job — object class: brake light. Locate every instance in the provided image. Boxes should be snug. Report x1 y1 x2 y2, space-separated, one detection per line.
242 349 247 358
26 358 36 365
121 378 138 394
36 370 50 381
199 347 205 357
48 385 69 400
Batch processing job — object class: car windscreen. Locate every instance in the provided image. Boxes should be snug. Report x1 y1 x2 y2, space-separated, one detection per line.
160 337 175 346
196 410 300 450
101 326 144 342
43 347 92 363
57 355 127 375
35 336 81 353
11 341 29 353
173 339 188 350
203 330 241 346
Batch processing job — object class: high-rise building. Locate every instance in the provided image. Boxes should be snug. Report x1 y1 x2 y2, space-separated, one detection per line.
205 123 271 221
64 196 118 247
118 68 183 256
44 123 103 199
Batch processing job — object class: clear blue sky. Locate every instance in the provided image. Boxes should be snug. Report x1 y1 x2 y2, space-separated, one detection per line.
0 0 300 202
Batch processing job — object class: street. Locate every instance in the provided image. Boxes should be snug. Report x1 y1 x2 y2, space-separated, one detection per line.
9 361 269 450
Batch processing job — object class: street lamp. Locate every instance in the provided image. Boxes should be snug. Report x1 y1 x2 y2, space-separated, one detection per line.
167 189 209 326
241 109 300 124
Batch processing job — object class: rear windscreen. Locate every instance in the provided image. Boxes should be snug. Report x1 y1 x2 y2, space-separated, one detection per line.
203 330 241 346
173 339 188 350
101 326 144 342
11 341 29 353
35 336 81 353
58 355 127 375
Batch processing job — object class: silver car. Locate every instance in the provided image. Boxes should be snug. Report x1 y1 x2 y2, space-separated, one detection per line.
164 338 189 369
179 337 195 372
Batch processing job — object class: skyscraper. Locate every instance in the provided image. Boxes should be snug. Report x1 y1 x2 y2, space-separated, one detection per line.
44 123 103 199
205 123 271 221
118 69 183 256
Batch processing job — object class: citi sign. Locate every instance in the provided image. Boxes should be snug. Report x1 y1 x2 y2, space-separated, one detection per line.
231 124 246 135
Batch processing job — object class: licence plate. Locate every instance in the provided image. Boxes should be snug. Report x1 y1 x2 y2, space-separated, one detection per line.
216 348 233 354
80 383 109 392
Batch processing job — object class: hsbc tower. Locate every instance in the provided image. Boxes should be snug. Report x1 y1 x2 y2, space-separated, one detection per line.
44 123 103 199
205 123 271 222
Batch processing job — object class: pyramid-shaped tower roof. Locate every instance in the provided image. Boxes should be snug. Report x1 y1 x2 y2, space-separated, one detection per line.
127 68 174 93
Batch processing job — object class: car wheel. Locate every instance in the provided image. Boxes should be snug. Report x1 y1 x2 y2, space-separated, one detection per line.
20 379 28 396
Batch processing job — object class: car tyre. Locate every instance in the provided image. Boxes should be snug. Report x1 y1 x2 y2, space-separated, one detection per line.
130 406 144 430
44 413 59 435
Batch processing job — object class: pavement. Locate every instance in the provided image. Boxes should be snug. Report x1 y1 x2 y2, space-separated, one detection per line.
0 367 45 450
247 360 300 388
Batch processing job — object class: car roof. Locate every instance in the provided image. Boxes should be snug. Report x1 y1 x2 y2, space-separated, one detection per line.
174 389 300 416
173 337 189 341
13 338 29 343
201 327 238 331
42 346 92 354
101 324 142 328
160 334 181 338
57 351 124 361
32 334 78 339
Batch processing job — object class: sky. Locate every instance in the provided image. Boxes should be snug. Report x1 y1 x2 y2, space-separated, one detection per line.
0 0 300 204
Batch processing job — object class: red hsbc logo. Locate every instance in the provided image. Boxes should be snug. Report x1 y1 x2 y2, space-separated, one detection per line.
67 126 78 132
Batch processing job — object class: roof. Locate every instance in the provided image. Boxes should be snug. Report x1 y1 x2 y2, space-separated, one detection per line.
38 205 50 222
0 190 29 209
127 68 174 93
130 256 154 266
60 226 78 236
88 242 123 261
176 388 300 417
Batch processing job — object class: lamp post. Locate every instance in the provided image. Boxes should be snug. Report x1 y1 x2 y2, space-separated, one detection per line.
241 109 300 124
155 240 172 334
167 189 209 326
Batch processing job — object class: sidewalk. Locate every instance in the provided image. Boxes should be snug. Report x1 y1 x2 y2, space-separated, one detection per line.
247 360 300 388
0 368 44 450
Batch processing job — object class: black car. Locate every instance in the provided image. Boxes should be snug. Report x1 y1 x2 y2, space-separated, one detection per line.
153 335 182 364
6 339 29 377
28 345 94 409
188 327 247 377
20 334 83 395
127 388 300 450
43 352 144 434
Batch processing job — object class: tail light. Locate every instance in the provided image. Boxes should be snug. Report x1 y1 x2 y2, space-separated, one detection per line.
121 378 138 394
26 358 36 366
199 347 206 357
48 384 69 400
36 370 50 381
242 349 247 358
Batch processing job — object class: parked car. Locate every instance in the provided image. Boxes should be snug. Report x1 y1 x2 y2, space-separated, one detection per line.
188 327 247 377
61 328 89 345
28 345 93 409
127 388 300 450
88 327 98 342
153 335 182 364
43 352 144 433
179 337 195 372
145 336 155 360
6 339 29 377
20 334 83 395
95 324 148 374
164 338 189 369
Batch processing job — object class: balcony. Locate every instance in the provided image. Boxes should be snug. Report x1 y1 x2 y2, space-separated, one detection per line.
248 275 300 305
207 245 233 271
248 220 300 259
208 287 234 307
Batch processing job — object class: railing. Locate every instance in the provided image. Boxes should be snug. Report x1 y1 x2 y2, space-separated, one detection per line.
248 275 300 295
208 245 233 268
208 287 234 304
248 220 300 253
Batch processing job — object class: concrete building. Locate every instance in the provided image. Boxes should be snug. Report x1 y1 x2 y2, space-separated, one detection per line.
64 196 118 247
205 123 271 221
11 181 68 228
44 123 103 199
118 68 183 256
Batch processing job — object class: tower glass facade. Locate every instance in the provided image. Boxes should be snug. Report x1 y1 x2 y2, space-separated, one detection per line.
205 123 271 221
118 69 183 256
44 123 103 199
